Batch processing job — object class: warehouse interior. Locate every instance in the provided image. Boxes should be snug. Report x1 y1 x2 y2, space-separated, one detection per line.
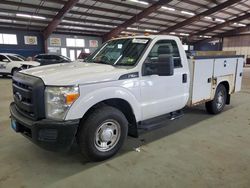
0 0 250 187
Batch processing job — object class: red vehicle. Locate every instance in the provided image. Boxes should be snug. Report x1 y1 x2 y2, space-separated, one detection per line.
77 52 90 61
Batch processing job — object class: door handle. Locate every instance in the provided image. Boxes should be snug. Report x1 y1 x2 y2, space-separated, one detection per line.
224 60 227 67
182 73 187 83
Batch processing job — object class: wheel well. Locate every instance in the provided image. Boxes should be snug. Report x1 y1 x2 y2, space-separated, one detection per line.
11 67 19 75
219 81 229 94
218 81 230 104
81 99 138 137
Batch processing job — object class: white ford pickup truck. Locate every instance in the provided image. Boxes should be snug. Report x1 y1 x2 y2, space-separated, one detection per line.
10 35 244 161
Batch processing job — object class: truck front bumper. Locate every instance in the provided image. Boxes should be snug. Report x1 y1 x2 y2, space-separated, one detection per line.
10 102 80 152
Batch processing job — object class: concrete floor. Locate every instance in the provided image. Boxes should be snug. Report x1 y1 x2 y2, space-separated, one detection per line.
0 68 250 188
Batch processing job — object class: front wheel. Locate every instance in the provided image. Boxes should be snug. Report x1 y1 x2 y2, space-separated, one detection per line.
11 68 21 75
77 105 128 161
205 84 227 114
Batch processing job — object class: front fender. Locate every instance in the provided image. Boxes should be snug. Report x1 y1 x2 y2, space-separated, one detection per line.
6 63 21 73
65 86 142 121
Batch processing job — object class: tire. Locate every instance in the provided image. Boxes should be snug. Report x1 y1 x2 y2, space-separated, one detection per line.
205 84 227 114
11 68 20 76
77 105 128 161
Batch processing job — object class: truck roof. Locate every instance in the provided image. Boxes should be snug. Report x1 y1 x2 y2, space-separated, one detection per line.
110 35 180 41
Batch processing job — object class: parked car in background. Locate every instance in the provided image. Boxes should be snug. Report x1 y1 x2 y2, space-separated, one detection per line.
34 54 71 66
0 53 40 76
77 52 90 62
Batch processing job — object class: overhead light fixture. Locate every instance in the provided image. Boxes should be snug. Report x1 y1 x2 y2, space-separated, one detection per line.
204 16 212 20
180 33 190 36
93 23 115 28
233 22 247 27
121 31 133 35
16 13 32 18
199 35 212 38
215 18 225 22
170 32 176 35
203 35 212 38
127 27 138 30
161 6 175 11
0 19 14 23
16 13 46 20
238 23 247 27
145 29 158 33
181 11 195 16
128 0 149 5
32 15 46 20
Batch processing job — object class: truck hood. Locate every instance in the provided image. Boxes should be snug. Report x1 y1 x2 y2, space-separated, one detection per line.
19 61 40 66
21 62 130 85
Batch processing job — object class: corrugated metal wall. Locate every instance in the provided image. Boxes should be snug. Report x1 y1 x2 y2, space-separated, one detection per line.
223 35 250 59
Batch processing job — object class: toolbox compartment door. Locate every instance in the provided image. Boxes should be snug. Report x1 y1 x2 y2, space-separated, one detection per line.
213 58 237 77
235 58 244 92
191 59 213 104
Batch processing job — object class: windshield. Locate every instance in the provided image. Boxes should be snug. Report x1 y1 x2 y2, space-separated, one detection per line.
7 55 24 61
15 55 26 61
86 38 150 66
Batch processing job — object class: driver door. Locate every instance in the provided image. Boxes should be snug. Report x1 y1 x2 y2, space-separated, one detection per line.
0 55 10 73
140 40 188 120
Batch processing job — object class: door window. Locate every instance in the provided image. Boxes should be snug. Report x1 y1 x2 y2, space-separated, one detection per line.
51 55 61 60
0 55 9 62
7 55 23 61
147 40 182 68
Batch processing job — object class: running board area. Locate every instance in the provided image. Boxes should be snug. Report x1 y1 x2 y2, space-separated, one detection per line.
138 110 184 131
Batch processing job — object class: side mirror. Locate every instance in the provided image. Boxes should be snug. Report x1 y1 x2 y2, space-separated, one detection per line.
143 54 174 76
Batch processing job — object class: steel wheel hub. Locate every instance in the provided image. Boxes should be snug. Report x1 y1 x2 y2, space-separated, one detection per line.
94 120 121 152
100 128 113 142
216 91 224 109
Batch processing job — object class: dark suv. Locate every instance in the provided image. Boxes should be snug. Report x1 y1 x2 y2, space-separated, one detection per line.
34 54 71 66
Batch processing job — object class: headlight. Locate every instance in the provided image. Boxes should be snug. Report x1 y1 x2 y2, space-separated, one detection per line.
45 86 80 120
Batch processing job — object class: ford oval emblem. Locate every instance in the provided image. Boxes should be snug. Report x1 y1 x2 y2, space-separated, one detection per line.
15 92 22 102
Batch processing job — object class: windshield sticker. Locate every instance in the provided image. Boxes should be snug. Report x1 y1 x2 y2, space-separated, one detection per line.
118 44 123 49
132 38 149 44
107 45 115 48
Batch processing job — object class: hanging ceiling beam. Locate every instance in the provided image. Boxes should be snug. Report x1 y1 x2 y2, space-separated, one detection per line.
191 12 250 37
103 0 173 41
159 0 242 34
43 0 79 40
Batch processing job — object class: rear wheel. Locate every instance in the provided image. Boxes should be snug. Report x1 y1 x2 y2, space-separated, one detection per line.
205 84 227 114
77 105 128 161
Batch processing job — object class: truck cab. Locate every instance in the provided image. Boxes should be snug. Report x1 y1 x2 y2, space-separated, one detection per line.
10 35 243 161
